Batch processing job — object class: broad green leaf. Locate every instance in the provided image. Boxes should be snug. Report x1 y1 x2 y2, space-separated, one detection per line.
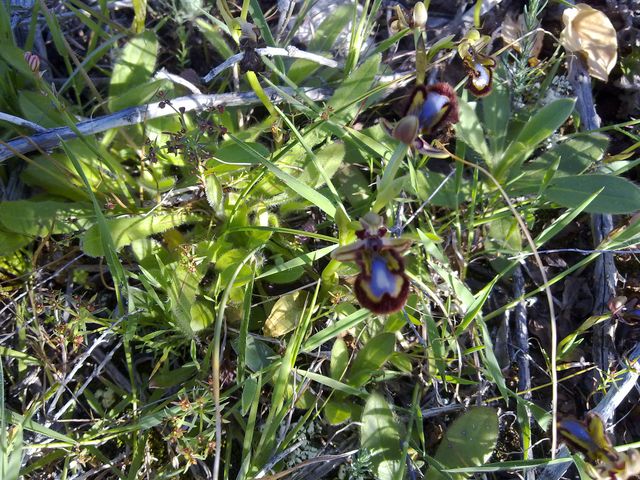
0 230 30 256
330 337 349 380
108 31 158 111
241 377 259 416
457 100 492 167
23 136 133 201
426 407 499 480
0 13 16 49
345 125 393 159
515 133 610 195
229 134 337 218
372 176 407 212
204 173 223 215
361 392 403 480
334 164 370 208
310 4 353 51
60 139 128 310
0 46 39 78
389 351 413 372
82 211 197 257
215 249 254 289
212 141 269 166
1 421 22 480
346 332 395 387
0 232 29 255
0 200 93 237
324 397 355 425
329 53 381 123
426 35 456 62
298 141 345 188
288 5 351 83
496 98 575 180
411 170 466 208
302 308 370 352
544 174 640 214
528 133 609 176
481 78 510 156
18 90 68 127
486 216 522 253
157 259 200 338
109 78 168 112
196 19 234 59
190 300 215 332
150 365 197 388
243 337 276 372
534 189 603 247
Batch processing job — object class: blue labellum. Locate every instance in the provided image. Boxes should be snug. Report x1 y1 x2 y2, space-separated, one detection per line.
560 419 598 447
369 255 398 298
418 92 449 131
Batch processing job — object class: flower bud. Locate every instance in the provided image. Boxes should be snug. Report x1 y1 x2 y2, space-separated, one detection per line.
412 2 428 30
24 51 40 73
392 115 420 145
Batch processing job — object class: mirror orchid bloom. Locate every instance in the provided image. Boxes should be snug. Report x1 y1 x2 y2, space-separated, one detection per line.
331 213 412 315
381 82 459 157
462 46 496 97
458 29 496 97
558 412 640 480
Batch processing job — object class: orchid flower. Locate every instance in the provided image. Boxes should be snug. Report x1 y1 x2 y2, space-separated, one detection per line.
559 413 640 480
458 29 496 97
381 82 459 158
331 213 412 314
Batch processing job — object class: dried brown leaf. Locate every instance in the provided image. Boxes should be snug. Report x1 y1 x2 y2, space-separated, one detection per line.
502 12 543 58
560 4 618 82
263 291 306 337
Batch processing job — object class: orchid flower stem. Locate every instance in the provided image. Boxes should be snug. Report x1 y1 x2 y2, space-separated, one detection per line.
246 71 277 117
216 0 236 38
240 0 250 21
373 143 409 212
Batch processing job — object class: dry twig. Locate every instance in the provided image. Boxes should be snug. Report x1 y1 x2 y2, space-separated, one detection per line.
202 46 340 83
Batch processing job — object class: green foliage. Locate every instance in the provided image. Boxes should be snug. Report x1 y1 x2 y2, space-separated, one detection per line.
109 31 159 111
82 211 198 256
361 392 403 480
425 407 499 480
544 174 640 214
324 332 396 425
495 98 576 180
3 0 640 478
1 364 23 480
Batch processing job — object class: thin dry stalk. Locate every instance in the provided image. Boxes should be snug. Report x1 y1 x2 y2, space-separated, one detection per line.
443 146 560 457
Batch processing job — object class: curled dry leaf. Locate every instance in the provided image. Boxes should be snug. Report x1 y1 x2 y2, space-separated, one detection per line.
560 3 618 82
